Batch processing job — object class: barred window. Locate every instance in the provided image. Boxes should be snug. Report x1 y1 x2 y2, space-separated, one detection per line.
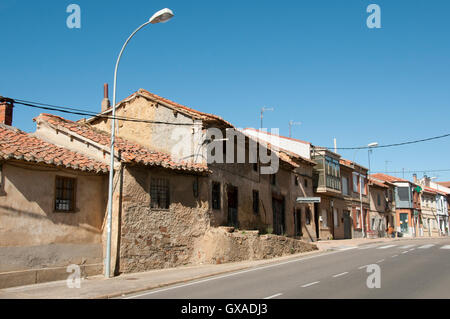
150 178 170 209
55 176 76 212
212 182 221 210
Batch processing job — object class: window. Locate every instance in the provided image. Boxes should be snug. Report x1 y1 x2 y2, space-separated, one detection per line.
55 176 76 212
356 208 361 228
150 178 170 209
322 209 328 228
398 187 409 202
342 176 349 195
353 174 359 193
212 182 221 210
325 156 341 190
294 175 298 186
361 177 366 195
333 209 338 227
253 163 258 172
377 193 381 206
252 190 259 215
304 178 308 188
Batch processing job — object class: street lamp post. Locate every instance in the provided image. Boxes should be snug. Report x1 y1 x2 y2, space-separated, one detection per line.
105 8 174 278
362 142 378 238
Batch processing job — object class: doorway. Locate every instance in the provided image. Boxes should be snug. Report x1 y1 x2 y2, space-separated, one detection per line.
272 196 285 235
227 185 238 228
314 203 320 239
343 210 352 239
400 213 409 234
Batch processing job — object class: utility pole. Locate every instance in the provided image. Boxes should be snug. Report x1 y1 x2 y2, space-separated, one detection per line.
288 120 301 138
260 107 274 129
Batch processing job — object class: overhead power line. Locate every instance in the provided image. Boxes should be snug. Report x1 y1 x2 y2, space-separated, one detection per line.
7 97 450 150
372 169 450 174
323 133 450 150
11 98 194 126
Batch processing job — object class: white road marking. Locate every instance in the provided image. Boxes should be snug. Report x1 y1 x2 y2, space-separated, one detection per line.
358 265 369 269
123 250 340 299
440 245 450 250
332 272 349 278
418 244 435 249
301 281 320 288
264 293 283 299
391 255 399 258
376 259 385 263
338 246 358 251
377 244 396 249
358 244 378 250
399 244 415 249
401 251 409 254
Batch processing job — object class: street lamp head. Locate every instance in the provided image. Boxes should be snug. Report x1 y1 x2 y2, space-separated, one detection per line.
149 8 174 24
368 142 379 148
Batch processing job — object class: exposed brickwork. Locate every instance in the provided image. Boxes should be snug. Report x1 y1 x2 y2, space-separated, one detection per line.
0 101 13 126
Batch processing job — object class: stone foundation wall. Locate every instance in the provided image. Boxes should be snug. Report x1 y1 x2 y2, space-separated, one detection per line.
191 227 318 265
118 166 211 274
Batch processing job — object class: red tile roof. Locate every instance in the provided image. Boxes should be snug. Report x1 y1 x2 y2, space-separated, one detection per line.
36 114 210 174
0 124 108 173
370 173 409 183
368 178 389 189
138 89 233 127
423 186 447 196
437 181 450 188
86 89 233 128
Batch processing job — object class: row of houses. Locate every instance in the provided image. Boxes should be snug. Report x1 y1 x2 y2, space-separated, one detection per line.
0 88 449 287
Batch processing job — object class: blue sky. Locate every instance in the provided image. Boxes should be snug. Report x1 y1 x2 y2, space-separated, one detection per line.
1 0 450 181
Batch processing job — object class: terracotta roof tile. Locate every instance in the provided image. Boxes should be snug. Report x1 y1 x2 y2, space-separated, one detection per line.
36 114 210 174
368 178 389 189
0 124 108 173
370 173 409 183
87 88 234 128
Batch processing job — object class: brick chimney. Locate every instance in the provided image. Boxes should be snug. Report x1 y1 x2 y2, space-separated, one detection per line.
413 173 417 183
0 97 14 126
101 83 111 112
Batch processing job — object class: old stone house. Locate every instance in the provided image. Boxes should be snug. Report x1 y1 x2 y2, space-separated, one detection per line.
34 113 211 276
0 99 108 288
85 89 317 241
1 90 319 283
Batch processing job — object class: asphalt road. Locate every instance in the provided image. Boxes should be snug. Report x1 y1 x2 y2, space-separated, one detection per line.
122 238 450 299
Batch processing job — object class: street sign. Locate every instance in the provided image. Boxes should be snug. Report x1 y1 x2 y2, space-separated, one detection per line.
296 197 321 203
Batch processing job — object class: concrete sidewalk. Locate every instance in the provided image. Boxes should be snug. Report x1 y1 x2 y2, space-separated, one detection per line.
0 237 406 299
